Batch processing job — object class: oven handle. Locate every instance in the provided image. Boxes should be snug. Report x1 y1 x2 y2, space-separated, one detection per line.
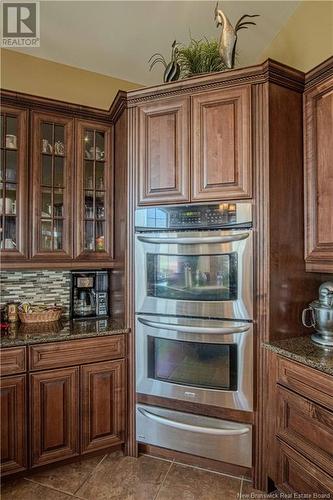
137 233 250 245
137 317 250 335
138 407 250 436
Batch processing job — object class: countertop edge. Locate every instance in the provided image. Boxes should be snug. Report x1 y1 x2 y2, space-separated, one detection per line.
263 340 333 377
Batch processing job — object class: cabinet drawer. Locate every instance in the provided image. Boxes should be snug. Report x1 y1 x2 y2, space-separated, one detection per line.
29 335 125 371
277 356 333 410
0 347 26 376
277 441 333 494
277 386 333 475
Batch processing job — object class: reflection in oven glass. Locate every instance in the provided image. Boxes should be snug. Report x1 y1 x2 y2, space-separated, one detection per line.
148 337 238 390
147 253 238 301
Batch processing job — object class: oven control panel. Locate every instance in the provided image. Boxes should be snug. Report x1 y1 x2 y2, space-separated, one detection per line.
135 203 252 231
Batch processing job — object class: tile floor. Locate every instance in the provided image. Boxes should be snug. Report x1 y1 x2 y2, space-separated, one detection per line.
1 451 266 500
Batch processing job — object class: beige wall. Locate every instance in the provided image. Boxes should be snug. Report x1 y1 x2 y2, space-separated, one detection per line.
1 49 141 109
260 1 333 72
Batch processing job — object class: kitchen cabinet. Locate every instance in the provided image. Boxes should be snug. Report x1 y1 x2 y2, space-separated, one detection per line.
0 374 27 475
304 65 333 272
0 91 116 269
31 111 74 260
275 356 333 495
0 334 126 477
0 106 28 262
192 86 252 201
75 120 113 260
81 360 126 453
136 86 251 206
30 367 79 466
137 97 190 205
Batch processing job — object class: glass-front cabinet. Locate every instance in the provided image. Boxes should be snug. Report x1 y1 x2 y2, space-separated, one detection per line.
75 120 113 260
0 106 28 261
31 112 74 260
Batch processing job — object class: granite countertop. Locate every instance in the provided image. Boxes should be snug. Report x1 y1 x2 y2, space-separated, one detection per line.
0 318 129 347
264 335 333 376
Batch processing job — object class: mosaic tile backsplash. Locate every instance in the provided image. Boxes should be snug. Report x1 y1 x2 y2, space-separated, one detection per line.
0 270 71 316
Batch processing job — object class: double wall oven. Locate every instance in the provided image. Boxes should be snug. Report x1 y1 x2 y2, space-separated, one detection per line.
135 203 254 467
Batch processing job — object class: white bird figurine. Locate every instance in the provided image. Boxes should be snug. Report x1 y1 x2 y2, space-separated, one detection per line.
215 2 259 69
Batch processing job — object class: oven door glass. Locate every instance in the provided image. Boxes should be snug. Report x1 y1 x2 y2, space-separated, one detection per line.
148 336 238 390
147 253 238 301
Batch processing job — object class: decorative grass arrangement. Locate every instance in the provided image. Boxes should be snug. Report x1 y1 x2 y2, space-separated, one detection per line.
177 37 227 78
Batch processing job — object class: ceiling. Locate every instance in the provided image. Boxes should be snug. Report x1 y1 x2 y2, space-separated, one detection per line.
11 0 300 85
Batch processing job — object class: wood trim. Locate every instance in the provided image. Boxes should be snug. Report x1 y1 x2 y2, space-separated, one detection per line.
29 335 125 371
0 347 26 376
30 111 74 260
126 59 304 105
0 106 29 261
137 393 254 424
125 106 137 457
0 89 112 122
305 56 333 89
74 119 114 261
139 443 252 479
1 259 123 270
0 374 27 475
30 367 79 467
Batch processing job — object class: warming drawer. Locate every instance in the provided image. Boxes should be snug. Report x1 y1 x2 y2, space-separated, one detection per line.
136 404 252 468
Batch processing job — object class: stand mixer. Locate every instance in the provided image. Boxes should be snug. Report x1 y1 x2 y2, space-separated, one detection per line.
302 282 333 347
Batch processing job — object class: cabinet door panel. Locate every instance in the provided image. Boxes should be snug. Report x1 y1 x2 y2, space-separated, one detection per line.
138 97 190 205
0 375 27 475
278 441 333 495
75 120 113 260
304 77 333 272
81 359 125 453
31 112 74 260
0 106 28 263
30 367 79 466
192 86 252 201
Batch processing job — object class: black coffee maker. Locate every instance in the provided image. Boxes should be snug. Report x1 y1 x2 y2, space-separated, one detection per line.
71 271 109 319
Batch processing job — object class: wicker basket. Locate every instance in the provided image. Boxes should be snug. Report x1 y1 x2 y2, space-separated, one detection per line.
18 307 63 324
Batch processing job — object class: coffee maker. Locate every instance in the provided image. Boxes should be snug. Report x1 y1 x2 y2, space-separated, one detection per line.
71 271 109 319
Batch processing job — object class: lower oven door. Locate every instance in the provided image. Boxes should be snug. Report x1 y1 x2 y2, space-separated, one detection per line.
136 404 252 467
136 315 253 411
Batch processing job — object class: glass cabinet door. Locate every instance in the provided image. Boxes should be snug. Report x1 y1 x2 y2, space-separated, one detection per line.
31 112 73 259
0 106 28 261
75 120 113 260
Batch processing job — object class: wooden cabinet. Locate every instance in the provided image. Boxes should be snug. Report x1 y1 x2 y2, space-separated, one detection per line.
81 360 126 453
30 367 79 466
0 374 27 475
0 106 28 262
136 86 252 206
192 86 252 201
278 441 333 494
31 112 74 260
75 120 113 260
137 97 190 205
304 68 333 272
275 356 333 495
1 335 126 476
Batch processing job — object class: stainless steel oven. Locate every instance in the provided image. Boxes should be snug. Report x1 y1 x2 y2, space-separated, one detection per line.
135 203 253 321
136 315 253 411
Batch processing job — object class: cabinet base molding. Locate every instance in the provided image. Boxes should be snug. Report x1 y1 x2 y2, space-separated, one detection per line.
138 443 252 480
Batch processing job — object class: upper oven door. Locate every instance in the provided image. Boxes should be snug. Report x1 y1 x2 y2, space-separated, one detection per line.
135 229 253 320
